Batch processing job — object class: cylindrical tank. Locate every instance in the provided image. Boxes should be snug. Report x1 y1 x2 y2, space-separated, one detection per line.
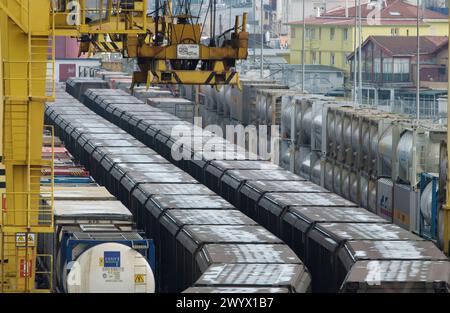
360 175 369 209
281 104 293 133
267 99 273 126
350 117 360 163
420 181 437 224
312 110 323 150
335 112 343 150
361 122 370 169
211 88 224 114
343 114 352 152
299 149 312 179
368 179 377 213
256 94 264 125
280 143 291 170
350 171 359 203
326 110 335 155
397 130 415 183
378 125 394 177
203 86 217 110
300 106 312 145
61 242 155 293
341 167 350 199
324 160 334 191
222 86 232 118
333 163 342 195
370 123 379 171
311 155 321 185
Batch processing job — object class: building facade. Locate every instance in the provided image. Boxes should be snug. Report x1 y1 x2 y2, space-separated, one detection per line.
288 0 448 74
348 35 448 113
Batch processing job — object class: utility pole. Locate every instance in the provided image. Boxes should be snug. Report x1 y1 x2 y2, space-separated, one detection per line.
358 0 363 105
260 0 264 78
301 0 305 93
353 0 357 106
253 0 256 63
416 0 421 123
229 0 232 30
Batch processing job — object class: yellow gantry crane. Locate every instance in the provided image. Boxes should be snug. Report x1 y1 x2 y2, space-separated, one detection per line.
0 0 55 292
0 0 248 292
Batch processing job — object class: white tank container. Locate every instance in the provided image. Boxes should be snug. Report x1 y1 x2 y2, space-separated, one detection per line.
420 181 436 225
65 243 155 293
324 160 334 191
349 171 359 204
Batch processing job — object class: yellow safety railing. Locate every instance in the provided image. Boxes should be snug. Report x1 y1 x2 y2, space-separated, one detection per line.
0 125 54 292
0 233 53 292
1 192 54 231
2 1 55 102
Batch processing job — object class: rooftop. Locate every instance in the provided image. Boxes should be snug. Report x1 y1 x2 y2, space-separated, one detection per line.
289 0 448 26
348 35 448 59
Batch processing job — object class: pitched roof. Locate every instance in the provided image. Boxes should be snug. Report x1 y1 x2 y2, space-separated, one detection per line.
289 0 448 26
347 35 448 59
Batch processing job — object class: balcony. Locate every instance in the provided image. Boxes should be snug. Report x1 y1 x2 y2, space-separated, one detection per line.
351 72 411 83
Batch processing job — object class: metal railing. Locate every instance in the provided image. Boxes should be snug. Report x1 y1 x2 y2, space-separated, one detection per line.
362 97 441 120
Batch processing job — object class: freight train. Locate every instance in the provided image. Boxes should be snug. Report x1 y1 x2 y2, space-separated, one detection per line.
180 82 448 247
58 78 450 293
45 88 311 293
39 122 156 293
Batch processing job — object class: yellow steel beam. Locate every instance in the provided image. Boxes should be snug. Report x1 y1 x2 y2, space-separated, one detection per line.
0 8 3 160
0 1 28 34
146 70 240 86
1 0 53 292
131 43 248 60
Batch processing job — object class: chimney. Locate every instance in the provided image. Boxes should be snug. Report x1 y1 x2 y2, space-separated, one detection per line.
316 6 321 17
345 0 349 18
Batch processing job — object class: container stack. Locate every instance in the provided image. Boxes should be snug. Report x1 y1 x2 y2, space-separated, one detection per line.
42 132 95 186
147 97 195 123
280 94 345 186
321 106 446 232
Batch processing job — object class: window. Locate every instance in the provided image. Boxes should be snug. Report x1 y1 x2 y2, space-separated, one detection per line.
406 29 410 36
391 28 399 36
330 53 335 65
343 28 349 41
393 58 409 73
330 28 335 40
383 57 394 73
312 51 317 64
291 28 296 38
374 58 381 80
319 28 322 40
306 27 316 40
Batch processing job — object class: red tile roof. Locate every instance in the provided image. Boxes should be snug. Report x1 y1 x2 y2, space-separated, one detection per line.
347 35 448 59
289 0 448 26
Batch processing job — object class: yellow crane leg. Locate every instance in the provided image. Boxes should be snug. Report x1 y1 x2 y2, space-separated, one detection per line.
1 0 53 292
